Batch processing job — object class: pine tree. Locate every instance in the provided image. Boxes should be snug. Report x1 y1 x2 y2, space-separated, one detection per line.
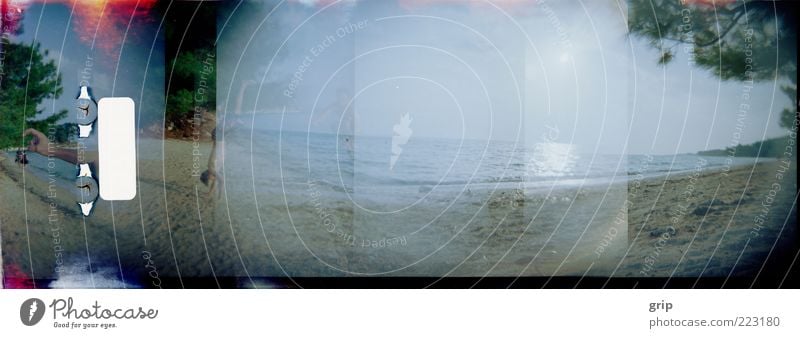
0 39 66 149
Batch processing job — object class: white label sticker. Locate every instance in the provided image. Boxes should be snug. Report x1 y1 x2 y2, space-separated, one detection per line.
97 97 137 200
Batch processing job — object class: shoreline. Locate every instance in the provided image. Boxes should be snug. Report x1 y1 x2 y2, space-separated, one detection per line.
4 140 777 198
1 141 796 283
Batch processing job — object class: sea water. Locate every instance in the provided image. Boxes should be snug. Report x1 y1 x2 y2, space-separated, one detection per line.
9 132 765 201
215 129 767 200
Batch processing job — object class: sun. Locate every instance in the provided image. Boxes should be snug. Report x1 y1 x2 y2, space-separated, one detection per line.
559 52 571 64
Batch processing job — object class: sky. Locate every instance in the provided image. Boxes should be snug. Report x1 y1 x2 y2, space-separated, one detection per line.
12 0 793 155
13 0 163 148
220 0 792 155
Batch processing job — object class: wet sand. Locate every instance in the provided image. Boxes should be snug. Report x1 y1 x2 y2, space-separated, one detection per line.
1 139 796 286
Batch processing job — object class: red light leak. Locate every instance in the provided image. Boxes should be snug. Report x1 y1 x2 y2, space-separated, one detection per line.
3 0 159 62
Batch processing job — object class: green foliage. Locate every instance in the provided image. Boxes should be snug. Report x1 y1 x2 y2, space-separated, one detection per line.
163 1 217 128
166 88 195 121
0 39 64 149
698 135 795 158
25 109 68 135
166 49 216 123
779 84 797 130
628 0 797 129
52 122 78 144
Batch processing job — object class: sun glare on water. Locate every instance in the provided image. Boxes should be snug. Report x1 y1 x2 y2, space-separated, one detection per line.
528 142 579 177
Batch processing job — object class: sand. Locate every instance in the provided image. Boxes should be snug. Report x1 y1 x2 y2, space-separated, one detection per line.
1 138 797 286
616 158 797 279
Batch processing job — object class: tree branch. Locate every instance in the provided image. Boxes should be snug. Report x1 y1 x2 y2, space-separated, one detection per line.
695 6 746 48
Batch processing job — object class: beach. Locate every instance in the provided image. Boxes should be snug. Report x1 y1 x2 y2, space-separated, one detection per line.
1 137 796 286
616 157 797 279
